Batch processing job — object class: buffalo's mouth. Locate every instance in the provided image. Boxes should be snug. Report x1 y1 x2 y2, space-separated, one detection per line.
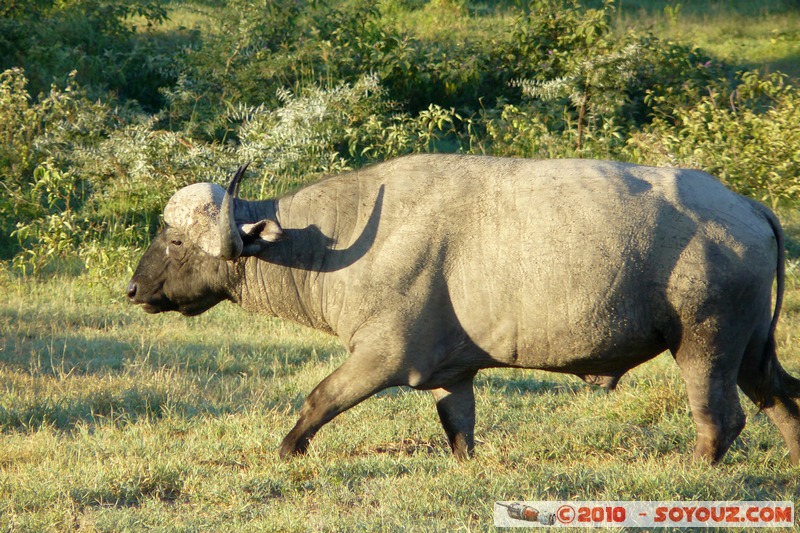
131 298 177 314
129 291 210 317
127 279 177 314
139 303 164 314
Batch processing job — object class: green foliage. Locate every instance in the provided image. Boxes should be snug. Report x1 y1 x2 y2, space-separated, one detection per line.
502 0 616 82
626 71 800 208
489 0 726 156
0 0 174 109
234 74 458 189
515 43 642 150
474 104 574 158
11 164 83 275
164 0 386 137
1 0 800 278
0 68 109 260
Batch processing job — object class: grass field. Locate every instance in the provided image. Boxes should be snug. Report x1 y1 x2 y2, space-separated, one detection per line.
3 220 800 530
612 0 800 78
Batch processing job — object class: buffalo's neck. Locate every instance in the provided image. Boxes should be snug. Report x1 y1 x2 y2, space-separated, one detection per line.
230 198 336 334
235 254 333 333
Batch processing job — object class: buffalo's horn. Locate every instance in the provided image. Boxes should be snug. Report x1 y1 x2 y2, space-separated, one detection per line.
218 163 249 260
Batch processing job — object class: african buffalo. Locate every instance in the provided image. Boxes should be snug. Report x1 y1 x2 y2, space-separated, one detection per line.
127 154 800 464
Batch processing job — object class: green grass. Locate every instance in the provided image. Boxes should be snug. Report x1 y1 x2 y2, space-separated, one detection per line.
612 0 800 78
378 0 800 80
2 249 800 530
159 0 800 68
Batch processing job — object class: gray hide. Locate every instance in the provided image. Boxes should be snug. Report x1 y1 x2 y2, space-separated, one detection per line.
128 154 800 464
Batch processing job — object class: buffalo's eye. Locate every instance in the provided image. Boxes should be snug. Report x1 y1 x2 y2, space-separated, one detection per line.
171 239 183 246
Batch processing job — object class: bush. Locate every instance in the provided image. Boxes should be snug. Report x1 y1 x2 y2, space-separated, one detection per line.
0 68 460 277
2 1 800 281
163 0 386 138
0 0 174 110
625 71 800 208
478 0 728 158
0 68 110 261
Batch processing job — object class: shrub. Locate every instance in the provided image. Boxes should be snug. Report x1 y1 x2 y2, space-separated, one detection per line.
164 0 386 137
500 0 616 84
220 74 460 194
1 68 458 277
625 71 800 208
0 68 110 259
490 0 726 158
370 29 496 114
0 0 174 109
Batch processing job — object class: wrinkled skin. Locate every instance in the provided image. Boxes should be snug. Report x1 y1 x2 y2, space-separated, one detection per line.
128 155 800 464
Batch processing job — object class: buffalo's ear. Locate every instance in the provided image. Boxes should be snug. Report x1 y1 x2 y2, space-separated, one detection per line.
239 219 285 255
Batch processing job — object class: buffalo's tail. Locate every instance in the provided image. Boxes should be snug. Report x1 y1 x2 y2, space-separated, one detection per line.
749 203 800 408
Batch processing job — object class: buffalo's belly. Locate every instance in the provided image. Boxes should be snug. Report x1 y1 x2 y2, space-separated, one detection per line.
514 323 668 374
447 224 669 372
458 296 668 373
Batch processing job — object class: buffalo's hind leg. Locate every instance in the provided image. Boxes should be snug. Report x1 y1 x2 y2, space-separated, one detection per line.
674 327 747 464
431 374 477 460
278 353 395 459
737 320 800 465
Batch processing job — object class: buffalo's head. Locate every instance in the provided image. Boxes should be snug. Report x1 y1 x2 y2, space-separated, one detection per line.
127 164 284 316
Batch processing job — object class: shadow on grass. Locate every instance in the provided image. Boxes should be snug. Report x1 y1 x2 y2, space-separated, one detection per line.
0 385 177 433
1 332 336 378
0 325 343 433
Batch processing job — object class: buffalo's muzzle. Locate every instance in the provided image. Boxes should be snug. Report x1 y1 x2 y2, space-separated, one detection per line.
126 281 138 300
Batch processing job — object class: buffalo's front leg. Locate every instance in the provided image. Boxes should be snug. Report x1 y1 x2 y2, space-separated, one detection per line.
431 375 476 460
278 355 393 458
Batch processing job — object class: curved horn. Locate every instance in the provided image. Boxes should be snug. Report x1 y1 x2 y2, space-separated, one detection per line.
218 163 249 260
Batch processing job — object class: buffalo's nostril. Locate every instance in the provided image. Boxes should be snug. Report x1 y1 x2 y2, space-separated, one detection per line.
127 281 138 300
